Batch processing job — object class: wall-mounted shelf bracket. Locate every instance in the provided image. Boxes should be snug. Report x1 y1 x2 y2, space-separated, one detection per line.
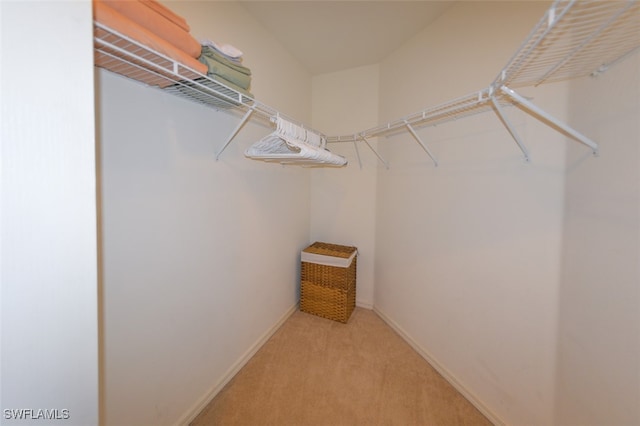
216 108 254 160
359 135 389 169
501 86 599 156
490 96 530 162
353 140 363 170
404 121 438 167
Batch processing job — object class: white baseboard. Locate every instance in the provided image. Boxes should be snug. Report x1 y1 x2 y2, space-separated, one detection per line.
175 303 298 426
372 306 505 426
356 300 374 309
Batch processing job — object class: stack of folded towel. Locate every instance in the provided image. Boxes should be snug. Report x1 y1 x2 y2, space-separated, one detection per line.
94 0 208 87
198 40 253 97
94 0 254 99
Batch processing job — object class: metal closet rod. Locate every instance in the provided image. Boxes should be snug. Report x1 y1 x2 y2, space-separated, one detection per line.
323 88 515 167
322 83 600 168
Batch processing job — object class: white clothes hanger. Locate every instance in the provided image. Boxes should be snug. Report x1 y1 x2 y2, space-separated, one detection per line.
245 117 347 166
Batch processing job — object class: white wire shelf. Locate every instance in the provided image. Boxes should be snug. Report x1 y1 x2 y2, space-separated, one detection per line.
326 89 534 166
94 0 639 167
327 89 514 143
327 0 638 166
493 0 640 89
94 21 330 162
94 22 258 112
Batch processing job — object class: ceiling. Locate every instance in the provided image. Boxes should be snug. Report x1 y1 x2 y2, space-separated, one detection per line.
239 1 455 75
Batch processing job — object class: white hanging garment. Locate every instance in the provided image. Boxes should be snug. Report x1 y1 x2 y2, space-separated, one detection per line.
245 117 347 167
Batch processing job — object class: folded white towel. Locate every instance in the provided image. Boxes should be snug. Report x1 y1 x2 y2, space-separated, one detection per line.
200 39 243 60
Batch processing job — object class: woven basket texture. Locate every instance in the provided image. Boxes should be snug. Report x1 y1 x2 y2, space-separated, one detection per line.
300 242 357 323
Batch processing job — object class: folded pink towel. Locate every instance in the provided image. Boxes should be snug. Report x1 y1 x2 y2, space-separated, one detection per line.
140 0 190 32
94 1 208 88
97 0 201 58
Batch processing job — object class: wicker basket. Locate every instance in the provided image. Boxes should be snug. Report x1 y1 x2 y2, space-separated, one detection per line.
300 242 357 323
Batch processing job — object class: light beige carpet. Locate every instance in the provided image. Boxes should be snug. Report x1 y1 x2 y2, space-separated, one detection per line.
191 308 492 426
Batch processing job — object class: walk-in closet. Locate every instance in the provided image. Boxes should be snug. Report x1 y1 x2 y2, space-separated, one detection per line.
2 0 639 425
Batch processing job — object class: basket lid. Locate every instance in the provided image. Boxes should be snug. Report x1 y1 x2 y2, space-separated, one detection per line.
302 242 357 258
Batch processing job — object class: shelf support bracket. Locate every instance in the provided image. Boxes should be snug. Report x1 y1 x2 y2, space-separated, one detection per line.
404 121 438 167
501 86 599 155
359 136 389 169
216 108 254 160
490 96 530 162
353 139 363 170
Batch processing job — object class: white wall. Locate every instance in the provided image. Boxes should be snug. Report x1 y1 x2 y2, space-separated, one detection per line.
97 2 313 425
310 64 380 308
556 53 640 425
0 1 98 425
373 2 563 425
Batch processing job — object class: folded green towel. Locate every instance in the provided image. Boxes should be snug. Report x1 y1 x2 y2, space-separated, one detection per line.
198 53 252 90
200 46 251 75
